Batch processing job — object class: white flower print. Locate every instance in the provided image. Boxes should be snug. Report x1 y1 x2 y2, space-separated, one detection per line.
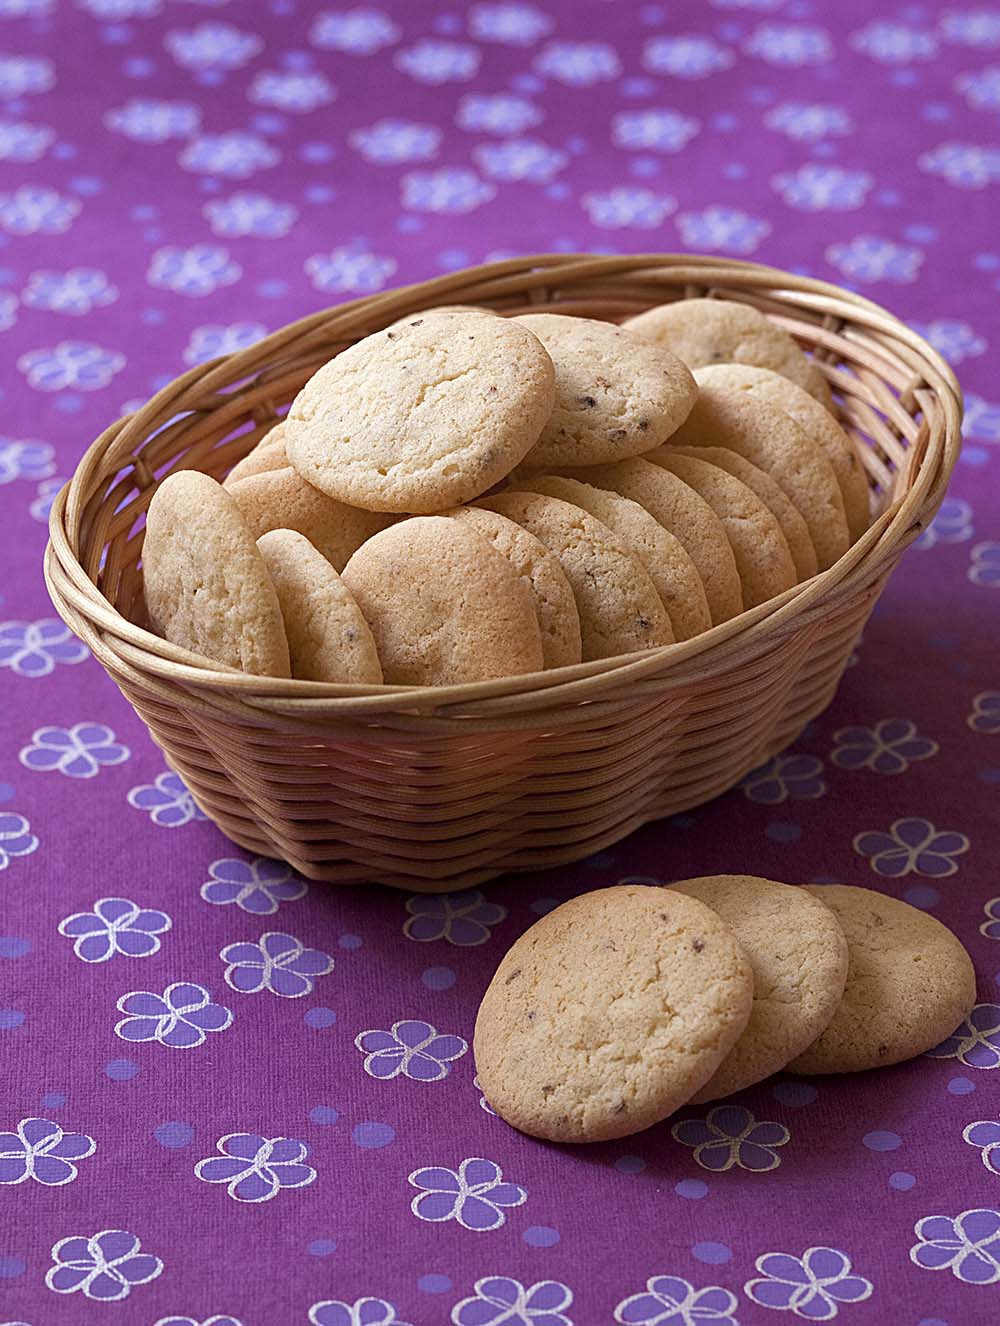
453 1277 574 1326
940 10 1000 48
20 722 130 779
676 205 770 254
305 246 397 293
831 719 938 774
745 1246 873 1317
147 244 241 297
247 70 336 113
0 812 38 871
926 1004 1000 1069
743 23 834 65
30 475 65 523
394 39 480 84
954 64 1000 111
349 119 441 164
850 20 938 62
164 22 262 71
21 268 118 316
0 53 54 97
582 187 676 229
355 1020 468 1081
46 1229 163 1302
533 40 621 85
968 691 1000 734
58 896 171 963
474 138 567 183
401 168 495 214
182 322 267 365
772 164 873 211
128 771 206 828
672 1105 790 1173
911 318 987 363
614 1275 739 1326
763 103 854 142
0 185 80 235
408 1158 527 1231
612 109 700 154
0 1117 96 1186
79 0 159 14
115 982 232 1049
455 93 543 135
0 117 54 162
969 541 1000 587
179 132 280 180
853 817 969 877
825 235 924 283
0 289 16 331
404 890 507 945
195 1133 316 1203
202 191 297 238
200 856 307 914
919 141 1000 189
910 1209 1000 1284
309 8 400 55
642 34 734 78
18 341 124 391
469 4 553 46
963 1117 1000 1173
0 618 86 674
155 1317 243 1326
103 98 200 143
0 440 54 486
310 1300 411 1326
220 931 334 998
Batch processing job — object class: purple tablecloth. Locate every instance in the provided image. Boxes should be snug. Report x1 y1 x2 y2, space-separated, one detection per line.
2 2 999 1323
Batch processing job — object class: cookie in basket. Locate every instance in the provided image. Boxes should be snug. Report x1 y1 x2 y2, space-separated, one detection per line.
285 311 556 513
142 470 290 677
227 466 394 573
385 303 498 331
224 420 288 488
341 516 544 685
668 382 850 571
474 884 754 1142
512 313 697 468
478 490 675 659
513 473 711 642
624 297 833 410
669 876 849 1101
257 529 383 684
789 886 976 1075
649 450 797 608
694 363 870 542
444 505 582 668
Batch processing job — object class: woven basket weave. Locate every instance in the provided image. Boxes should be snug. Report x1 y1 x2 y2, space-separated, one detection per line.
45 254 962 890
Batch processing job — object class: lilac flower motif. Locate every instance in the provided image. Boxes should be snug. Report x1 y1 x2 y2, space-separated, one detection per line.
0 185 79 235
672 1105 790 1173
248 70 336 113
203 191 297 238
155 1317 243 1326
919 142 1000 189
964 393 1000 440
831 719 937 774
968 691 1000 734
850 20 938 62
969 541 1000 588
474 1074 498 1115
194 1132 316 1203
30 476 65 523
305 246 397 293
915 495 973 548
0 618 86 675
612 109 700 153
955 65 1000 110
0 117 54 162
220 931 334 998
745 1247 873 1316
349 119 441 164
581 187 676 229
474 138 567 183
772 164 873 211
0 53 53 96
0 288 15 331
20 723 130 779
164 22 262 71
78 0 159 14
115 982 232 1049
147 244 241 297
533 40 621 85
853 816 969 877
58 896 171 964
742 753 826 803
0 1118 96 1186
614 1276 739 1326
926 1005 1000 1069
940 10 1000 48
179 132 280 180
676 205 770 254
453 1277 574 1326
963 1118 1000 1174
103 98 201 143
22 268 118 316
356 1020 468 1081
825 235 924 283
404 890 507 946
0 439 54 485
408 1157 526 1231
642 34 734 78
913 318 987 363
310 1299 411 1326
456 92 543 135
743 23 834 65
183 322 267 366
46 1229 163 1301
0 812 38 871
394 39 480 84
128 771 207 828
0 0 52 16
910 1208 1000 1284
763 102 854 142
201 856 307 914
19 341 125 392
309 8 400 55
469 4 552 46
401 167 495 214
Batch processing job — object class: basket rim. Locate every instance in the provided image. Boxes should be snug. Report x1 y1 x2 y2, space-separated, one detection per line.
45 251 963 717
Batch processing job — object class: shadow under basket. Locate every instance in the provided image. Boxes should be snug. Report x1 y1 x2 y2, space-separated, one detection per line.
45 253 962 890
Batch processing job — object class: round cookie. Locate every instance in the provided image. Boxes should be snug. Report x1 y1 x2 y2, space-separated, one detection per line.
624 297 833 410
668 382 850 571
649 450 797 609
789 885 977 1075
577 457 743 625
478 490 675 660
516 473 711 642
385 303 498 331
227 467 394 573
257 529 383 684
340 516 544 686
445 505 582 668
285 311 556 513
694 364 870 543
142 470 290 677
512 313 697 468
224 421 288 488
474 884 754 1143
671 443 818 581
670 876 849 1102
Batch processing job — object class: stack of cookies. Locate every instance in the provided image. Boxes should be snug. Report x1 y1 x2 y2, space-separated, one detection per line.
141 299 871 686
473 877 977 1143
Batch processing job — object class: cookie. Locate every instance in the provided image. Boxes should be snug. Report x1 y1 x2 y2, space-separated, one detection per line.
649 450 797 609
340 516 544 686
474 884 754 1142
256 529 383 684
789 885 977 1075
670 444 818 582
624 297 833 410
385 304 497 331
142 470 290 677
285 311 556 513
670 876 849 1101
445 505 582 668
516 473 711 642
512 313 697 468
478 490 675 660
224 421 288 488
669 382 850 571
694 364 870 542
576 457 743 625
227 467 394 573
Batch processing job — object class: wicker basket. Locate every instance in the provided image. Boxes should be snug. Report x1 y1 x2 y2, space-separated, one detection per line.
45 254 962 890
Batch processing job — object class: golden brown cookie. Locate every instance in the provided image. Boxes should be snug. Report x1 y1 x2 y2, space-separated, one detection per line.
385 304 498 331
670 876 849 1101
224 421 289 488
285 311 556 513
789 886 977 1075
624 297 833 410
474 884 754 1143
256 529 383 684
340 516 544 685
478 490 675 660
142 470 290 677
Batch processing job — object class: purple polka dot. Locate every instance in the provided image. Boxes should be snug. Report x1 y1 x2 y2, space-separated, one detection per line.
523 1225 560 1248
71 176 103 196
889 1171 916 1191
693 1241 731 1264
947 1076 976 1096
530 897 559 916
0 1256 24 1279
978 768 1000 785
154 1121 193 1149
304 1007 337 1029
585 852 615 869
918 1319 948 1326
300 141 335 163
419 1274 453 1294
422 967 455 991
256 279 288 298
615 1155 646 1174
123 55 154 77
140 308 165 325
129 204 158 221
304 184 336 204
767 821 802 843
352 1121 395 1149
41 1092 66 1109
251 112 286 135
675 1179 708 1200
397 215 423 233
973 252 1000 271
308 1239 336 1257
863 1130 902 1152
903 886 940 910
282 49 313 70
52 141 77 159
772 1081 818 1108
54 393 82 414
310 1105 339 1126
338 933 362 950
105 1059 138 1081
0 1009 24 1029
